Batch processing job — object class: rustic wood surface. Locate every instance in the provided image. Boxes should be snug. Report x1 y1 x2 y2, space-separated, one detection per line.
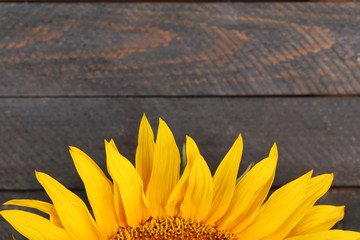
0 2 359 236
0 98 360 189
0 3 359 96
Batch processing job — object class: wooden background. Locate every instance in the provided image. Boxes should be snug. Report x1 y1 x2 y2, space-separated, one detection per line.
0 2 359 239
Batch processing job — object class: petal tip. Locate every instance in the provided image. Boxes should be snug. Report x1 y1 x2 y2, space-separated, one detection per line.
141 114 151 127
141 113 148 122
186 135 194 142
159 117 166 126
306 170 314 178
35 171 48 183
269 142 278 157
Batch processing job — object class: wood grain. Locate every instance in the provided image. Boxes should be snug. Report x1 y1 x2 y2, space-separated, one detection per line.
0 188 359 239
0 97 359 189
0 3 359 96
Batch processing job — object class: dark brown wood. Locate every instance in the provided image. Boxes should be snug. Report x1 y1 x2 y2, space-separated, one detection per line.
0 97 359 189
0 188 358 239
0 3 359 96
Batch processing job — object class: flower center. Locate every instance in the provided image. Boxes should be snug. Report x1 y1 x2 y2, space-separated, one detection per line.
110 216 234 239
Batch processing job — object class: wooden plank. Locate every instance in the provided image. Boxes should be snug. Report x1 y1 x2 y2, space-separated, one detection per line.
0 188 358 239
0 3 359 96
0 97 359 189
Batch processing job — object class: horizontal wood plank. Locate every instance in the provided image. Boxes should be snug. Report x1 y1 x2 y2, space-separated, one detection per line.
0 188 358 239
0 3 359 96
0 97 359 189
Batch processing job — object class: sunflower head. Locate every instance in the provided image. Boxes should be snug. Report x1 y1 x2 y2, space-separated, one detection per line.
1 114 359 240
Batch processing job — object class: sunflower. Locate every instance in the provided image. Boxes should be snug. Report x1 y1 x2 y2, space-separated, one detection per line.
1 115 359 240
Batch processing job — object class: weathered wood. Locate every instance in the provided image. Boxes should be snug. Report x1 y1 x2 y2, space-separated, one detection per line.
0 3 359 96
0 188 358 239
0 97 359 189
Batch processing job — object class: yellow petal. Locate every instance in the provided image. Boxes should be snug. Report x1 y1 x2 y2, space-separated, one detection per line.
105 142 127 227
135 114 155 192
285 230 360 240
237 171 312 240
0 210 71 240
205 134 243 224
166 136 200 217
113 181 127 227
146 118 181 218
70 146 118 238
4 199 62 227
105 139 150 227
218 143 278 232
180 154 213 221
184 135 200 170
36 171 99 240
262 173 334 240
288 205 344 236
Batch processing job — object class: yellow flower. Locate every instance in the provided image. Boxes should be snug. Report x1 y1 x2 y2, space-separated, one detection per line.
1 114 359 240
